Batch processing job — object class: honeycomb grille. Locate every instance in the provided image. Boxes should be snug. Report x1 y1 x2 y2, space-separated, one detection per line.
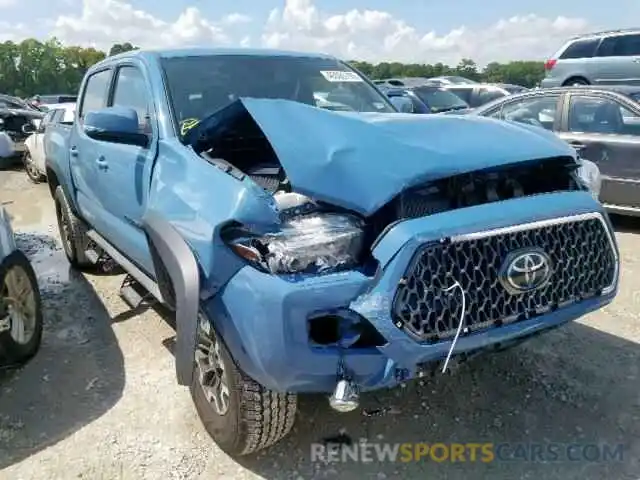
392 216 617 343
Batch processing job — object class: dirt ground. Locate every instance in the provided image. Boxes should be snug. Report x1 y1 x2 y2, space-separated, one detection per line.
0 167 638 480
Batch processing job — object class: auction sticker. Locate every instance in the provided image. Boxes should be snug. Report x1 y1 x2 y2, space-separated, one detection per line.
320 71 363 82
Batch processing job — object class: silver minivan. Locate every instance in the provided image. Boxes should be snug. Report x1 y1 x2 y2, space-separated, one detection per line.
541 29 640 87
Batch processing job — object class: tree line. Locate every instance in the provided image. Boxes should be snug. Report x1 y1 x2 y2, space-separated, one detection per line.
0 38 546 98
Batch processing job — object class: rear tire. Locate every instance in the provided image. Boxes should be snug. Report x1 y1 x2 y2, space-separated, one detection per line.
53 186 93 270
190 311 297 456
22 151 44 184
0 250 43 365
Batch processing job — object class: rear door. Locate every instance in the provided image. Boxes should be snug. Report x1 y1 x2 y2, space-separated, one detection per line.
89 62 157 273
70 68 113 226
558 92 640 209
592 34 640 85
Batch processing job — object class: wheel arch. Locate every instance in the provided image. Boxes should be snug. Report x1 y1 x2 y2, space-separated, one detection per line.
142 211 200 386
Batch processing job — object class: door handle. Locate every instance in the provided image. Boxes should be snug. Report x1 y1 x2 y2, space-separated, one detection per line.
70 146 78 157
96 156 109 171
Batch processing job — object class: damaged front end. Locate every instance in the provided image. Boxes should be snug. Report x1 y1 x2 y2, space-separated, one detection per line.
179 97 617 398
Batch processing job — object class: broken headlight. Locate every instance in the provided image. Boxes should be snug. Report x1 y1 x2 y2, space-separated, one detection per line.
228 213 365 274
575 157 602 199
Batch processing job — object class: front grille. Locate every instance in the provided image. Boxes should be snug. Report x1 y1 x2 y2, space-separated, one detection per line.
392 214 617 343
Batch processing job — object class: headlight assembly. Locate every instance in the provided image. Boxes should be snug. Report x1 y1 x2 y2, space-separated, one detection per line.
227 213 365 274
575 157 602 199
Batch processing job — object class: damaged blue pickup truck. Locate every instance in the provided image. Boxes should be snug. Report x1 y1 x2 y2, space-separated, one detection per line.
45 48 620 455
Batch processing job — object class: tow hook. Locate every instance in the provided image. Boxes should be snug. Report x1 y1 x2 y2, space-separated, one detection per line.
329 355 360 412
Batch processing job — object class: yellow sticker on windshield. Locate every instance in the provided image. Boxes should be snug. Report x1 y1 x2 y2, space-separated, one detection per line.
180 118 200 136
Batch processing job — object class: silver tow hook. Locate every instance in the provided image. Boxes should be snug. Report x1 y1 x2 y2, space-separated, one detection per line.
329 354 360 412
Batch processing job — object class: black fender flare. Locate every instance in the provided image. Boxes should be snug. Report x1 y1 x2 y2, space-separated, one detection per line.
142 211 200 386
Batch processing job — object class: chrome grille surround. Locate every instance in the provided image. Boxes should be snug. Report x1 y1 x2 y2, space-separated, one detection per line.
391 212 618 343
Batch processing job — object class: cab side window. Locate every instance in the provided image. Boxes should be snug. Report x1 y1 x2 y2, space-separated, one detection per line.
79 69 112 120
111 66 151 134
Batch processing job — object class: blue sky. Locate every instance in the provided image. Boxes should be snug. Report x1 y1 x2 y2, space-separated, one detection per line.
1 0 639 64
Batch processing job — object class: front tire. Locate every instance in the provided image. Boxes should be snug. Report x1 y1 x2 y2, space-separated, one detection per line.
563 77 589 86
190 312 297 456
53 186 93 269
22 151 44 184
0 250 43 365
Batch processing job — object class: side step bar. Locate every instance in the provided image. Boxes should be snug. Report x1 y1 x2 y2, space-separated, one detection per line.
86 230 164 303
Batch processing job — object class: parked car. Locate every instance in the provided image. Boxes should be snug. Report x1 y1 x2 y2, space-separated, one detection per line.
442 83 529 108
381 85 470 113
541 28 640 88
45 48 618 456
373 77 432 88
470 85 640 216
23 102 76 183
0 206 44 366
424 75 479 86
0 95 44 168
37 94 78 106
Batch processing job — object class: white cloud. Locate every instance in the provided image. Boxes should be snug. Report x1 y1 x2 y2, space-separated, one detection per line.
45 0 592 65
0 0 16 7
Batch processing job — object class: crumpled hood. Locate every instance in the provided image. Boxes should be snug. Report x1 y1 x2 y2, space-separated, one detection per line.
188 98 576 216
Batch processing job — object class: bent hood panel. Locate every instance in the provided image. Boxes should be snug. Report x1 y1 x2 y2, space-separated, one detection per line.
190 98 576 216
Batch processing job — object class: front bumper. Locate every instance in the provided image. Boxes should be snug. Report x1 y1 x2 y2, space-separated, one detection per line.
207 191 619 393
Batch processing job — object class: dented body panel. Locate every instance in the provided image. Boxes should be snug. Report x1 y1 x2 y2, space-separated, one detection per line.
46 48 620 394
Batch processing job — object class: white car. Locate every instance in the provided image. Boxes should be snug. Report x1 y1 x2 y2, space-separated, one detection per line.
0 206 43 365
23 102 75 183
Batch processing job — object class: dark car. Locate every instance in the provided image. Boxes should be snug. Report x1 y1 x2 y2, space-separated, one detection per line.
0 94 44 167
442 83 529 108
471 85 640 216
381 85 470 113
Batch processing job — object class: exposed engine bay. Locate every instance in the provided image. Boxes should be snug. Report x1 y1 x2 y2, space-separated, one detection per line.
193 100 590 276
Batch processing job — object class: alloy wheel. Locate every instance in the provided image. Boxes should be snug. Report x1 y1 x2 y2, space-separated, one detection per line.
195 315 231 415
0 265 37 345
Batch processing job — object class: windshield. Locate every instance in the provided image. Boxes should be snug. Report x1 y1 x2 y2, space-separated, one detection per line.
161 54 395 135
413 87 469 112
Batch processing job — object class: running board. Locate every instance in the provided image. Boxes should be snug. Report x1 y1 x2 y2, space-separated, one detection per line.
86 230 163 303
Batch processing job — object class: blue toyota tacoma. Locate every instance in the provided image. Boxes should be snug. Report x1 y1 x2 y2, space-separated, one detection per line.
44 48 619 456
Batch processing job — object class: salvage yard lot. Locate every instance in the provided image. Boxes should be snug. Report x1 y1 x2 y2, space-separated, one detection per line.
0 168 638 480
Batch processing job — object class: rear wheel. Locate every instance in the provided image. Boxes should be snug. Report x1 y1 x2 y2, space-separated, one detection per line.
190 311 297 456
53 186 93 269
22 151 44 183
563 77 589 86
0 250 43 365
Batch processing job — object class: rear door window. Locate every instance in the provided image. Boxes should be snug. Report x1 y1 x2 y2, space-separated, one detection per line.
567 95 640 135
598 34 640 57
560 38 600 59
448 87 473 104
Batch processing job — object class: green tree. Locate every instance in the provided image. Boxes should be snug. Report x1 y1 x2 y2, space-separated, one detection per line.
108 42 139 56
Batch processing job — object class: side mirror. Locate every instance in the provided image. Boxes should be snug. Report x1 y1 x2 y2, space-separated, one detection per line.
22 123 36 135
83 106 148 147
389 95 414 113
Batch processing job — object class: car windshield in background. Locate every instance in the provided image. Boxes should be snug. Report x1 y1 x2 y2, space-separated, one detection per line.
413 87 469 112
504 86 529 94
161 54 395 134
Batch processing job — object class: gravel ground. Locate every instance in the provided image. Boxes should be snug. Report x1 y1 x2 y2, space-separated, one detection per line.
0 167 639 480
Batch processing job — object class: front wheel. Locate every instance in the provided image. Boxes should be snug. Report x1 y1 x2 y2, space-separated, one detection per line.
190 312 297 456
0 250 43 365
